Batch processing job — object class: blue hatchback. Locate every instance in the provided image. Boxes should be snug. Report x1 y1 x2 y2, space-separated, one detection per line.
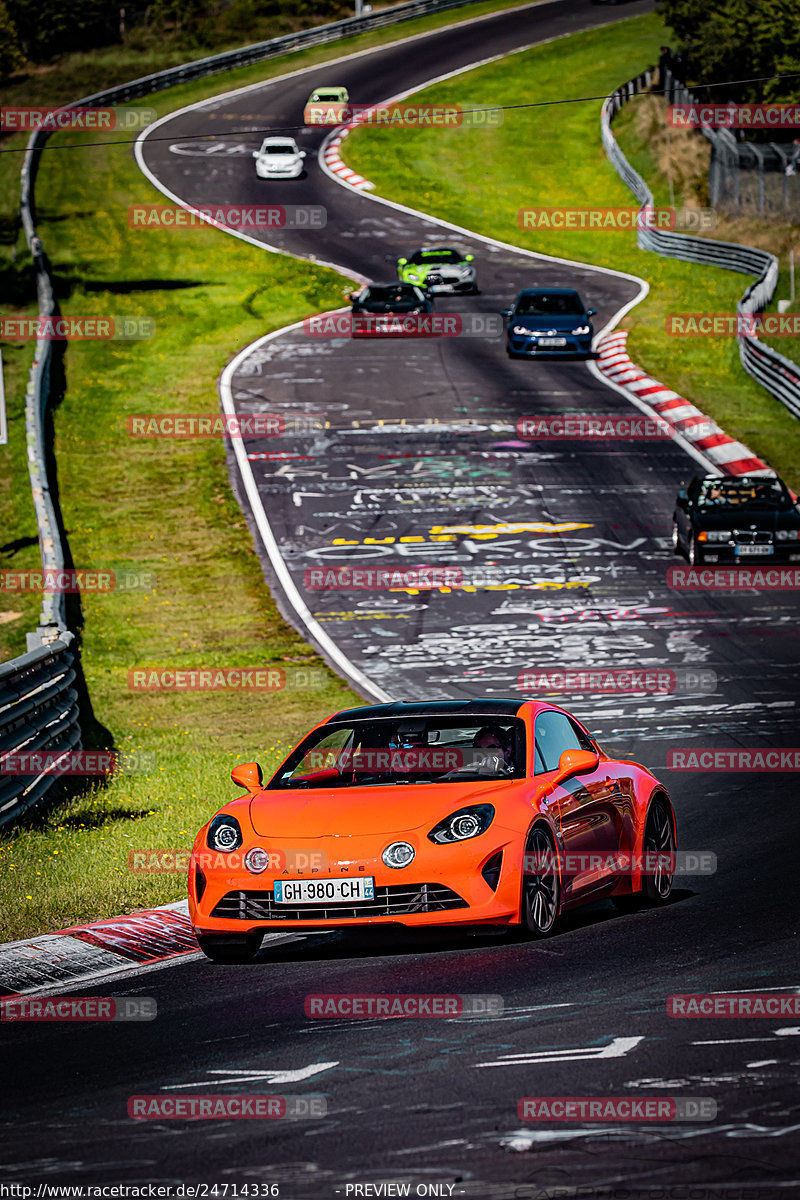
503 288 596 358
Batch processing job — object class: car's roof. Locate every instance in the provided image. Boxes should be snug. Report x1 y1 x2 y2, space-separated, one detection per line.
696 472 780 484
362 280 420 288
518 287 580 296
412 245 459 253
328 699 526 722
260 137 298 146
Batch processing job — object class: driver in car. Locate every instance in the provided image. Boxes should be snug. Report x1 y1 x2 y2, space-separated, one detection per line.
472 726 514 773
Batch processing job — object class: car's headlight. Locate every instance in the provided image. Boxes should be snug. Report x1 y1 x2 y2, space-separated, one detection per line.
700 530 732 542
244 847 271 874
382 841 416 868
776 529 800 540
207 814 243 853
428 804 495 845
572 325 591 335
512 325 530 335
406 271 421 280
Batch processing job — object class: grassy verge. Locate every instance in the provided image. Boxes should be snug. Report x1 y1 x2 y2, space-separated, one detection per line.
0 0 552 939
342 11 800 491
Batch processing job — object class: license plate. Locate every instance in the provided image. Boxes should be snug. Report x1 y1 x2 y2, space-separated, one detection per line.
274 876 375 904
735 544 773 556
537 337 567 347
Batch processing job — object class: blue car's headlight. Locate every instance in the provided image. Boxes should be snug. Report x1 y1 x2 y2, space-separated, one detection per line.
207 814 243 853
512 325 530 335
572 325 591 335
428 804 495 845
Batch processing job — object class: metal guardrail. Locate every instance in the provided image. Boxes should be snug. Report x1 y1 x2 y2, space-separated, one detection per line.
602 71 800 422
0 633 80 828
10 0 502 828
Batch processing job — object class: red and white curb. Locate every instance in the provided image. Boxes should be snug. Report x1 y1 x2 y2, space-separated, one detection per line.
0 901 200 997
596 331 772 477
322 123 374 191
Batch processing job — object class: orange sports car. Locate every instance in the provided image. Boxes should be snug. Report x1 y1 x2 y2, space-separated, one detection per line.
189 699 677 962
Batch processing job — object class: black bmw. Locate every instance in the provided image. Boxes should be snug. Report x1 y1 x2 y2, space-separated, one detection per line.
673 474 800 565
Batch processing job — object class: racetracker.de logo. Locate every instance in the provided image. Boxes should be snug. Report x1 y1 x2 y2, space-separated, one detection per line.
0 316 154 340
0 568 156 593
517 1097 716 1122
667 748 800 771
0 750 155 777
522 851 716 876
517 206 716 232
667 313 800 337
129 848 328 872
304 566 463 590
304 102 502 127
668 993 800 1017
305 994 503 1017
0 106 155 131
516 414 691 440
304 313 502 338
126 414 283 437
668 103 800 130
128 204 326 230
668 567 800 590
1 996 156 1021
517 667 717 695
128 1095 327 1119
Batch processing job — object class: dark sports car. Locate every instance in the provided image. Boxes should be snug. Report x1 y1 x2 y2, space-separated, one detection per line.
502 288 596 358
346 281 434 338
189 698 677 962
673 473 800 565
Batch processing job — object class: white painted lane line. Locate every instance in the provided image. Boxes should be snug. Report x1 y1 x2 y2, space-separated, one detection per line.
168 1061 339 1088
475 1034 644 1067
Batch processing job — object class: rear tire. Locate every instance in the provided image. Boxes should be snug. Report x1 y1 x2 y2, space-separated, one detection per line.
197 933 263 963
520 825 561 937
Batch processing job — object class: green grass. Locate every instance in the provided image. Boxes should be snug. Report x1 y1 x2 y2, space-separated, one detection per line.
342 11 800 491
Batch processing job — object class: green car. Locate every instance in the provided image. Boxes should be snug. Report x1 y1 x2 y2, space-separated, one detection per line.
397 246 478 294
304 86 350 126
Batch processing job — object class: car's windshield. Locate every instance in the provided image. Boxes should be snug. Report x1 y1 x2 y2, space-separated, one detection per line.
695 478 791 511
313 92 343 101
516 292 584 316
262 144 295 154
268 717 526 788
409 249 462 265
361 285 418 304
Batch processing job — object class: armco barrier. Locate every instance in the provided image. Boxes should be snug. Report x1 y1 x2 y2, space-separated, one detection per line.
602 71 800 421
0 634 79 828
10 0 509 829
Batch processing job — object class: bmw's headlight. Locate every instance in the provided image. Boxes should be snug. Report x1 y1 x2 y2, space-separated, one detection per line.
704 530 733 542
776 529 800 540
428 804 495 845
382 841 416 868
207 814 243 853
573 325 590 335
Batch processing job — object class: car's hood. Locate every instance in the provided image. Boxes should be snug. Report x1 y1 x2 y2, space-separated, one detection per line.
249 777 524 838
356 302 421 314
512 313 589 330
258 153 301 164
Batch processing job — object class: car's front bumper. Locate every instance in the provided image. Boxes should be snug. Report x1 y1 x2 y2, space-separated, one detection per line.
189 833 520 932
256 165 303 179
507 332 593 356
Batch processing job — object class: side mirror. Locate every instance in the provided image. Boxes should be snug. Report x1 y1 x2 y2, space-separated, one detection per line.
537 749 599 798
501 307 513 319
299 150 306 158
347 291 359 302
231 762 263 792
252 151 259 158
676 487 688 509
397 257 407 266
586 308 597 317
465 254 474 262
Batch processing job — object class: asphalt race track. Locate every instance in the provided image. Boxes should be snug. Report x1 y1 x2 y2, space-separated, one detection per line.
3 0 799 1193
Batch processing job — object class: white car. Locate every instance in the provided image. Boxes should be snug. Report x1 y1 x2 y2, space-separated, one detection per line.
252 137 306 180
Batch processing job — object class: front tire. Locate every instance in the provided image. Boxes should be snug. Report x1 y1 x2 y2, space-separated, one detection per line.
642 796 676 904
671 522 680 554
197 933 263 963
688 534 702 566
520 825 561 937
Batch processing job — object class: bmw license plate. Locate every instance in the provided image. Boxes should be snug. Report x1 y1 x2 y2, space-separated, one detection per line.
274 877 375 904
735 545 773 556
538 337 567 347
